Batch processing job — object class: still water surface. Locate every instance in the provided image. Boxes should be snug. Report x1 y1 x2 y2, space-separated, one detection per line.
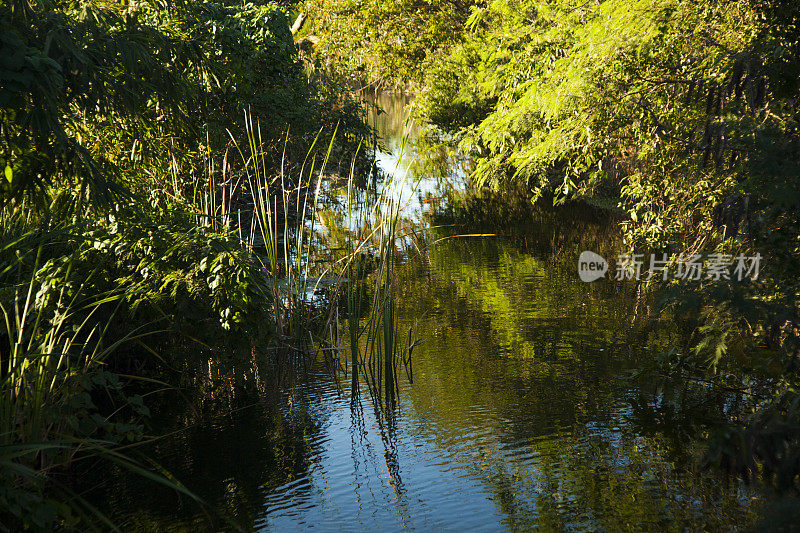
97 94 759 531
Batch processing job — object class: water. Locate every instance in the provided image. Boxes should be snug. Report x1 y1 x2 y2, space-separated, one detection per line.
92 93 761 531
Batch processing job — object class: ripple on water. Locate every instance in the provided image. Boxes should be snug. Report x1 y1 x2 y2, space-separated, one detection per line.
99 94 762 532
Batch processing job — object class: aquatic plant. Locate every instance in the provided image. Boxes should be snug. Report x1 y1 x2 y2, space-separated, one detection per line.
234 111 420 408
0 223 208 529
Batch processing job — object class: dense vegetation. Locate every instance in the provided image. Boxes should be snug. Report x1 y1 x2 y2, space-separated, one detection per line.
421 0 800 494
298 0 473 89
304 0 800 494
1 0 372 528
5 0 800 527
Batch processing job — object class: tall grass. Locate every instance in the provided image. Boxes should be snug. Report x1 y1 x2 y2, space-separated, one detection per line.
0 100 421 527
346 132 411 407
0 221 201 529
230 112 419 407
229 112 334 342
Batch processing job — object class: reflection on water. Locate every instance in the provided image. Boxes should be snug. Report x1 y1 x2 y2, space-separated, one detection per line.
364 92 470 222
93 94 761 531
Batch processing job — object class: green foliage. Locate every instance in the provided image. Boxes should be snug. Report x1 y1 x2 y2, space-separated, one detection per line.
422 0 798 240
418 0 800 491
0 0 196 201
0 0 368 207
0 0 377 527
302 0 475 87
419 37 495 129
0 199 276 528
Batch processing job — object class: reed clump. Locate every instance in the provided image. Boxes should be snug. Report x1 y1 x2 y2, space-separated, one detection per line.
0 103 418 527
235 113 421 408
